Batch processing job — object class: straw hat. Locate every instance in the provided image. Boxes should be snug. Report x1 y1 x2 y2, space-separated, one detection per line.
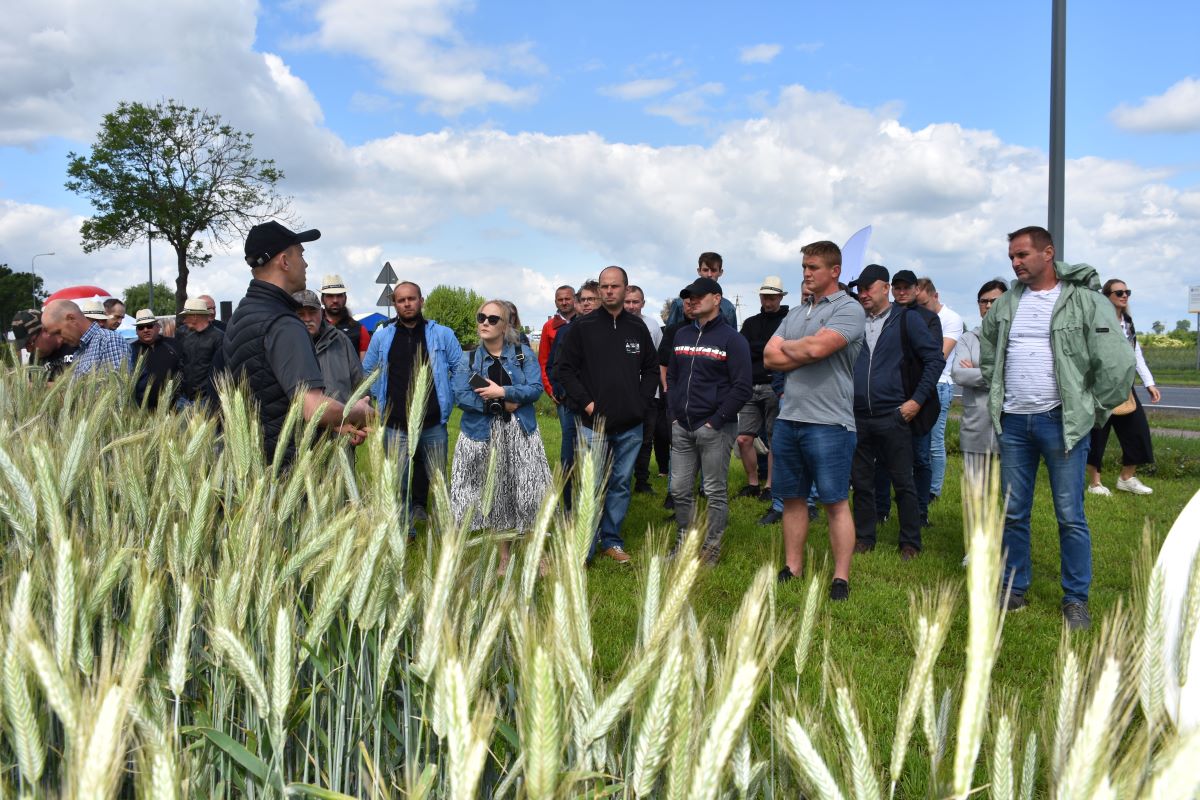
320 274 348 295
81 299 109 321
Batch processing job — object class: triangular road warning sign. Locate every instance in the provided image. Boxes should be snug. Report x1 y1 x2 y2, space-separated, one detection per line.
375 261 398 284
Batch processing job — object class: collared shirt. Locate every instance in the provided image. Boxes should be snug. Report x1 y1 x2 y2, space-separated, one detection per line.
776 290 866 430
72 323 131 378
864 304 895 353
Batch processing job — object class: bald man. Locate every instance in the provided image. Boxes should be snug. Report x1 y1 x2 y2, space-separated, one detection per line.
40 299 131 378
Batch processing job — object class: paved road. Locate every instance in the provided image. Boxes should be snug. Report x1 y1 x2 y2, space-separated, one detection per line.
950 384 1200 412
1139 385 1200 412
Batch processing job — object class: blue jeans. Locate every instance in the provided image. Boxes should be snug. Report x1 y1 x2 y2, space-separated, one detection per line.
930 382 955 497
771 420 856 504
384 424 448 527
558 404 578 509
582 423 643 553
999 408 1092 605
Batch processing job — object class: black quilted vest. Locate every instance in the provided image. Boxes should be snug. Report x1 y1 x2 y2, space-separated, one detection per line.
331 314 364 349
223 280 301 463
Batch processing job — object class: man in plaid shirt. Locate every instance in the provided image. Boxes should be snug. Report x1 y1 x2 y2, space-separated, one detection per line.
41 300 131 378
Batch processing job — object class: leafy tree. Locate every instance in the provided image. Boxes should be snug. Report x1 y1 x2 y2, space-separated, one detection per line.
423 285 486 348
1174 319 1192 334
66 99 289 312
0 265 46 332
123 281 177 316
1152 320 1165 334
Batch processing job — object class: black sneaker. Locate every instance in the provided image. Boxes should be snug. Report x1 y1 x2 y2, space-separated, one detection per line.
1002 592 1029 612
777 565 800 583
663 495 675 510
759 486 774 502
758 509 783 526
634 482 654 494
1063 602 1091 631
829 579 850 601
737 485 761 499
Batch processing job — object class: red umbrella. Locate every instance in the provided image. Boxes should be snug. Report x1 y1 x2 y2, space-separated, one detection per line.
45 285 113 303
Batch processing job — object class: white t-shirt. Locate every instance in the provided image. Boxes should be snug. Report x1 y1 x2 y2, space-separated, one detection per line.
1003 285 1062 414
936 304 964 383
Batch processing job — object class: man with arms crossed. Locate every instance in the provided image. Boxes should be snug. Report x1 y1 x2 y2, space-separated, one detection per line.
765 241 866 600
980 226 1133 630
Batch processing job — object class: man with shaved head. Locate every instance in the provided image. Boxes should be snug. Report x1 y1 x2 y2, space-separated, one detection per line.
40 299 131 378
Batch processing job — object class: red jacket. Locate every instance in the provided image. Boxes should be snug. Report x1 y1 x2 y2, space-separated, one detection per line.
538 314 571 396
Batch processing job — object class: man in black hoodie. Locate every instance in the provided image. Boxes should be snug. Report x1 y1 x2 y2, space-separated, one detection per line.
666 277 752 564
557 266 658 563
735 275 790 501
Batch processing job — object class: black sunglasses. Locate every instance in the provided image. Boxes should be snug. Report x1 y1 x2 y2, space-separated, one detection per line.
476 313 504 325
1109 289 1132 298
978 298 998 306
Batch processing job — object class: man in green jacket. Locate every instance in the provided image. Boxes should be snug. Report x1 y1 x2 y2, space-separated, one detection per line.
980 226 1134 630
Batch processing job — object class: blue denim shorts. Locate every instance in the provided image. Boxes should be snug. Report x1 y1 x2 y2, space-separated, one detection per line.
771 419 856 504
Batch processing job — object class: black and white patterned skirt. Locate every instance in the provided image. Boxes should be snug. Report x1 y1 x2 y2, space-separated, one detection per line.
450 415 552 532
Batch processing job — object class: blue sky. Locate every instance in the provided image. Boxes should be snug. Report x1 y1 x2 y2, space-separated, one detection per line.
2 0 1198 328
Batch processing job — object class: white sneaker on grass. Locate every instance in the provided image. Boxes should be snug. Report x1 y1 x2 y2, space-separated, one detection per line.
1086 484 1112 496
1116 476 1153 495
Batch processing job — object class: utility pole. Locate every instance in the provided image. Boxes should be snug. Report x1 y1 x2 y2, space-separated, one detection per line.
147 222 154 310
1048 0 1066 257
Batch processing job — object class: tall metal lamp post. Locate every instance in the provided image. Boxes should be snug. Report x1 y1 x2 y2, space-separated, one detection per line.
31 252 54 306
1048 0 1066 256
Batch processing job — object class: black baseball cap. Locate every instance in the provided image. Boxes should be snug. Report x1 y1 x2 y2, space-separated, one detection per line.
244 221 321 268
849 264 890 292
680 277 723 298
10 309 42 347
891 269 918 286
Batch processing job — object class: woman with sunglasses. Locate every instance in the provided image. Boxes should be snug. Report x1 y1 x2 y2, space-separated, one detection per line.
1086 279 1161 496
952 279 1008 478
450 300 552 572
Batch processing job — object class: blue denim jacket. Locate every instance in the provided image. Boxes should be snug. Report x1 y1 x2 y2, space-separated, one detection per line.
453 342 543 441
363 319 463 426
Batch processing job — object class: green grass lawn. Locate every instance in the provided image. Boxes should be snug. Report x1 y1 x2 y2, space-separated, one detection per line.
450 404 1197 788
1146 409 1200 432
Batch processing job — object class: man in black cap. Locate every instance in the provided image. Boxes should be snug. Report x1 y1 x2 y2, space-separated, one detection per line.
879 268 943 526
847 265 944 559
10 309 77 381
665 276 752 564
222 221 372 465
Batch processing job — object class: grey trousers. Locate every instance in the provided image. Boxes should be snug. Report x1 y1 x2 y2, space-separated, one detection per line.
670 421 737 552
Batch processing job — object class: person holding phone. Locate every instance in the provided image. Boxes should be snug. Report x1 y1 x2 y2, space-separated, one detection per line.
450 300 551 572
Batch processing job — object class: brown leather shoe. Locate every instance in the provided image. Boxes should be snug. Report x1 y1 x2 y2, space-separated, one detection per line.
853 540 875 554
899 545 920 562
602 545 632 564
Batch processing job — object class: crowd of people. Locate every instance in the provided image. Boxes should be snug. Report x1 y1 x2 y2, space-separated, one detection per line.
9 221 1160 628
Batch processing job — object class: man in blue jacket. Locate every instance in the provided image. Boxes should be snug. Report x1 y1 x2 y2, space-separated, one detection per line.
848 265 945 558
364 281 463 529
666 277 753 564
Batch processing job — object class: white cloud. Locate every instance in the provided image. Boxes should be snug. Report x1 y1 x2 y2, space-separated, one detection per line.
646 82 724 126
2 7 1199 330
600 78 677 101
307 0 541 116
1111 77 1200 133
739 44 782 64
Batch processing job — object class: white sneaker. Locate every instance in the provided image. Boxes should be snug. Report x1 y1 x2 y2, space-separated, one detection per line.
1116 476 1153 495
1086 484 1112 496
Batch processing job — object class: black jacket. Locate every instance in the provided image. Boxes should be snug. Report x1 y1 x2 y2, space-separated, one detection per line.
853 306 944 416
739 305 790 384
666 316 753 431
130 335 186 409
181 323 224 403
556 308 658 434
222 280 302 463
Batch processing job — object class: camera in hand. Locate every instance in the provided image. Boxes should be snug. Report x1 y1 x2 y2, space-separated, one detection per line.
470 371 507 415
